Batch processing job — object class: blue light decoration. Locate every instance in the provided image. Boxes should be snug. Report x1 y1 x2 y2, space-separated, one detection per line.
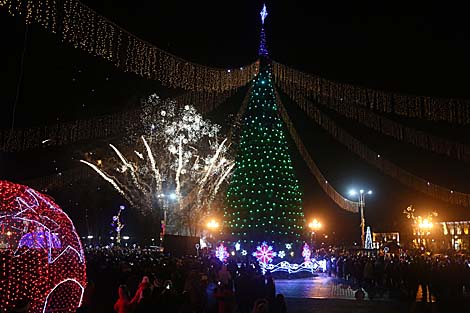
252 242 327 275
260 4 268 24
261 259 327 275
258 4 269 56
110 205 125 244
252 242 276 264
19 230 61 249
215 243 229 263
235 242 241 251
301 243 311 263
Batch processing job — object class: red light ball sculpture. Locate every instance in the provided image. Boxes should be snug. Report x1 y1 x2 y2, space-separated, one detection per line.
0 180 86 312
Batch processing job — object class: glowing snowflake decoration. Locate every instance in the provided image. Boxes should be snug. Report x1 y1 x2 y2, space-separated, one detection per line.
285 243 292 250
302 243 311 263
215 243 229 263
252 242 277 265
241 249 247 256
278 250 286 259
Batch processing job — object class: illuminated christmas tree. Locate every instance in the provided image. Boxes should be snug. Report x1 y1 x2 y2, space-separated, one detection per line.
365 226 373 249
223 5 304 244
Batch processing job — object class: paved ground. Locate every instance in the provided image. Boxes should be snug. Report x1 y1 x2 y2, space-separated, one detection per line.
276 275 357 300
275 275 406 312
284 298 406 313
275 274 470 313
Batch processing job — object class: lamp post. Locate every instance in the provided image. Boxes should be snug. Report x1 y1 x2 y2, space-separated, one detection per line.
206 219 220 247
418 218 433 250
308 219 322 250
349 189 372 248
157 192 178 242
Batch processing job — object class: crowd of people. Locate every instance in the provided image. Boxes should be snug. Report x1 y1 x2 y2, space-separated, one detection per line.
77 246 470 313
78 246 287 313
332 253 470 306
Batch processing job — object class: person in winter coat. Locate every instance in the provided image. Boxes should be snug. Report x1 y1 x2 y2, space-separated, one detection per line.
114 285 134 313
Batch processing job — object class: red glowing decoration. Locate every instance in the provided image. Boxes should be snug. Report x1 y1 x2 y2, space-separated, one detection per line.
0 180 86 313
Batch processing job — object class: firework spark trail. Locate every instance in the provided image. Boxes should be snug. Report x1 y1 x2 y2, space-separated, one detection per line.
198 138 228 189
213 163 235 196
83 99 233 235
109 144 142 191
79 160 134 205
175 137 183 200
141 136 162 195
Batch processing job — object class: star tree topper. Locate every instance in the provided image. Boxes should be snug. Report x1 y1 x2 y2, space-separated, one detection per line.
260 4 268 25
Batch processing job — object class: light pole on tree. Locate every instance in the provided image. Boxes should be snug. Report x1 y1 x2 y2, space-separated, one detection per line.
349 189 372 248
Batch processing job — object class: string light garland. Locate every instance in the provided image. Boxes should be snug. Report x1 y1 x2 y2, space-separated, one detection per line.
0 180 86 313
308 92 470 162
0 0 259 91
0 89 238 153
273 61 470 125
275 90 359 213
275 74 470 162
281 84 470 208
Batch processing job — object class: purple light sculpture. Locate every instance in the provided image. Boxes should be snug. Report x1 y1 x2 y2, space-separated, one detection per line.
259 4 269 56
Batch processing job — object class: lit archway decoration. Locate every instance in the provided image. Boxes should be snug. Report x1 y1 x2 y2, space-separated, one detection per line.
0 180 86 313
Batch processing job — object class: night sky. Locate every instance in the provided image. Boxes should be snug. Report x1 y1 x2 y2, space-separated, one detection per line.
1 0 470 244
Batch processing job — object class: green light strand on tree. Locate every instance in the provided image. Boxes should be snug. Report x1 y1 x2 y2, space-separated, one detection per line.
224 63 305 243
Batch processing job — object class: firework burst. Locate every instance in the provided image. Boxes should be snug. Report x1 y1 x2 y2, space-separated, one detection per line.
82 95 234 236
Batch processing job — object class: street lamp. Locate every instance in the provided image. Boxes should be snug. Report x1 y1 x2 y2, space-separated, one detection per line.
157 192 179 241
207 219 220 231
418 218 433 250
308 219 322 249
349 189 372 248
206 218 220 246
